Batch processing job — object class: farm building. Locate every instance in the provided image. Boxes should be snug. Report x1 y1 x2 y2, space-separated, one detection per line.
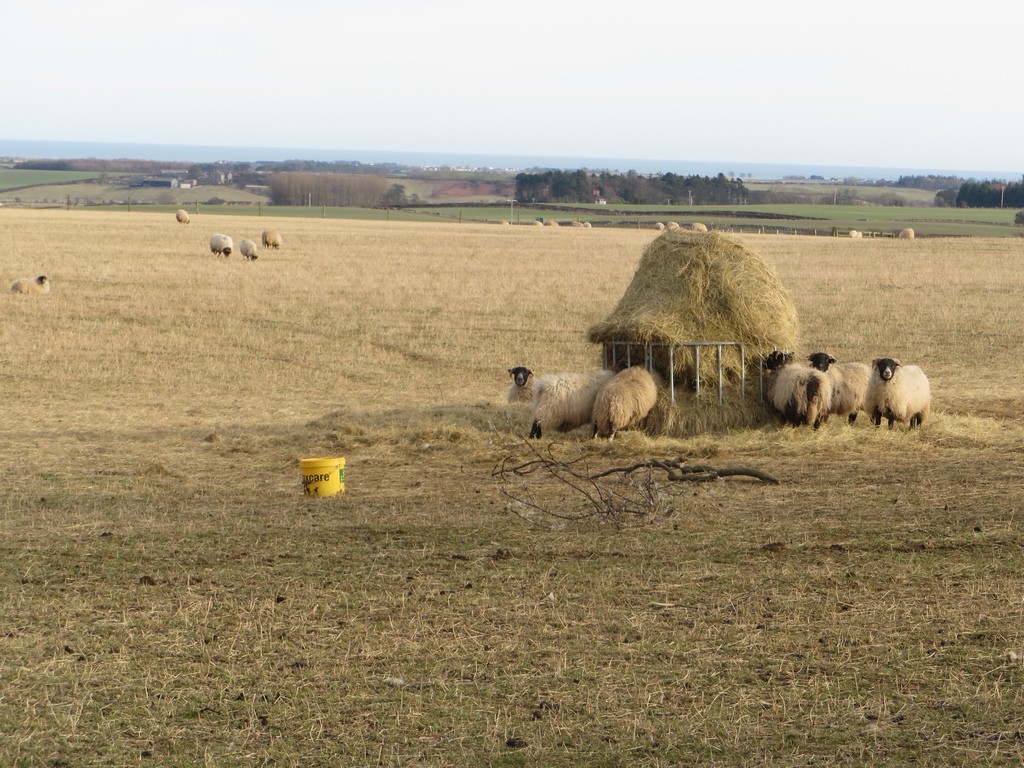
587 230 800 436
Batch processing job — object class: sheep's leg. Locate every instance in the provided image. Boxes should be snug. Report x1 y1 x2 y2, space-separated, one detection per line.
529 421 542 439
848 413 858 425
872 410 882 427
887 415 895 429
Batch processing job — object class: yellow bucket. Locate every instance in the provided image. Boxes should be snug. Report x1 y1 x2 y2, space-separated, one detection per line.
300 457 345 497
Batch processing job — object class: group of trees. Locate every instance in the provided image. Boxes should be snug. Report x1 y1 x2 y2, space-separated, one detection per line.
954 179 1024 208
514 169 748 205
268 172 389 207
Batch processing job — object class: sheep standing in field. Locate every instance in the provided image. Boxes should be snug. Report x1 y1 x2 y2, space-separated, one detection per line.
864 357 931 429
592 365 663 439
175 209 190 224
807 352 871 424
239 239 259 261
10 275 50 294
691 222 708 232
506 366 534 403
762 350 833 429
529 369 615 439
209 234 233 257
849 229 862 238
898 227 915 239
261 230 283 249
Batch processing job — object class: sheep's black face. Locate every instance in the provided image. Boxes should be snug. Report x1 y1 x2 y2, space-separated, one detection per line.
36 276 48 285
807 352 835 372
874 358 900 381
508 366 532 387
763 351 793 371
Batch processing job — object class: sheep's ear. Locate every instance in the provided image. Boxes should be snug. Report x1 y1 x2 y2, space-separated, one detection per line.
828 355 837 365
892 359 902 367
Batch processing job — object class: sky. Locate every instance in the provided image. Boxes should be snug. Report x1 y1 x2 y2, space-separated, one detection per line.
4 0 1021 174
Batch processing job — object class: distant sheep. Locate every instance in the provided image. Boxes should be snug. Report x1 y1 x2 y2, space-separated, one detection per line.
209 234 233 257
691 222 708 232
666 221 680 230
849 229 862 238
506 366 534 403
864 357 931 429
261 230 283 249
898 228 915 239
175 209 190 224
239 239 259 261
762 351 833 429
654 222 665 231
807 352 871 424
592 365 663 439
529 369 615 439
10 275 50 294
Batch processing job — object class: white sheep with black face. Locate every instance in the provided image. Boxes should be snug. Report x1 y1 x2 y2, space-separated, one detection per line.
10 275 50 294
209 234 233 257
506 366 534 403
528 369 615 439
762 351 833 429
807 352 871 425
864 357 931 429
239 239 259 261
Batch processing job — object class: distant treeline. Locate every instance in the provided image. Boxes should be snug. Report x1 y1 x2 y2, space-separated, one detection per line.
954 179 1024 208
268 172 388 206
895 175 963 191
514 169 748 205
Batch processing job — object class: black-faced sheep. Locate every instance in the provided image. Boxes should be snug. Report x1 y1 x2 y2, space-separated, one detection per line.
529 369 615 439
864 357 931 429
262 230 283 249
506 366 534 403
10 275 50 294
763 351 833 429
592 365 663 439
210 234 233 257
807 352 871 424
239 239 259 261
175 209 190 224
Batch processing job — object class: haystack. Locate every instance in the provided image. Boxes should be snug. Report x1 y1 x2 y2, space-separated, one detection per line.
587 230 800 435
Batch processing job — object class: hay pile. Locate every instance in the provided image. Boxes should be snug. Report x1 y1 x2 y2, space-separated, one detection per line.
587 230 800 435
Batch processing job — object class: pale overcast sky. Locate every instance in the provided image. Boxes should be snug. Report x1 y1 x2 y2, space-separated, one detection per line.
4 0 1020 173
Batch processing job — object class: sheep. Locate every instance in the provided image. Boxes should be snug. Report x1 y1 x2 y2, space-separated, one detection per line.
261 230 283 249
849 229 862 238
898 227 915 239
666 221 680 230
210 234 233 257
864 357 931 429
10 275 50 294
175 209 190 224
691 222 708 232
529 369 615 439
807 352 871 424
592 365 663 439
239 239 259 261
762 350 833 429
506 366 534 403
654 222 665 231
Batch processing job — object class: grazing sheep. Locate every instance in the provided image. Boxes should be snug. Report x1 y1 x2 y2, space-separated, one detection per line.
175 209 190 224
209 234 233 257
666 221 680 230
592 365 663 439
506 366 534 403
10 275 50 294
762 351 833 429
691 222 708 232
849 229 862 238
654 222 665 231
529 369 616 439
261 230 283 249
807 352 871 424
239 239 259 261
898 227 915 239
864 357 931 429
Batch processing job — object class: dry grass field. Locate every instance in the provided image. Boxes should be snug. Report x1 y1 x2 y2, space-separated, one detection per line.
2 209 1023 766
